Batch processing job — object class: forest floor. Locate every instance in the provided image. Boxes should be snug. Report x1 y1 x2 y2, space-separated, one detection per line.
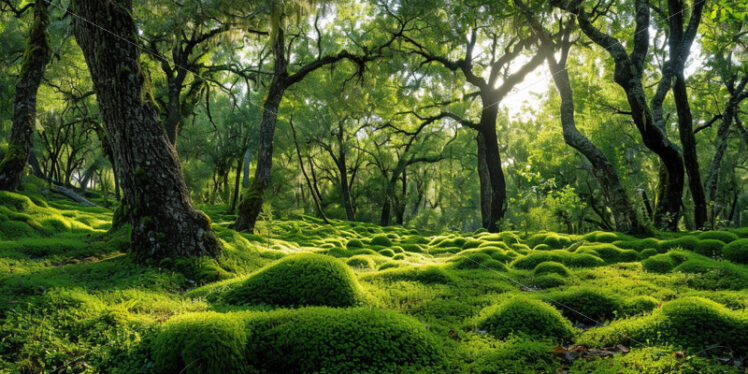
1 182 747 373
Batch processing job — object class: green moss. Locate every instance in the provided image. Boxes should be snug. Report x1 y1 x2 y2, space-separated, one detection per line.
477 296 575 342
659 235 699 252
533 243 552 251
579 297 748 355
533 261 570 277
642 253 677 273
722 239 748 264
639 248 658 259
366 265 456 284
469 336 560 373
692 239 725 257
449 252 508 272
222 253 366 307
582 231 619 243
511 250 605 269
532 274 566 289
546 287 622 324
346 238 364 249
346 255 376 270
698 231 738 243
620 296 659 316
370 234 392 247
378 248 395 257
152 312 248 374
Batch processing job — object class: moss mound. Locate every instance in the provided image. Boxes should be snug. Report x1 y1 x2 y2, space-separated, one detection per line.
578 244 639 263
642 252 681 273
222 253 365 307
697 231 738 243
345 255 376 270
346 238 364 249
546 288 622 324
370 234 393 247
365 265 456 285
723 239 748 264
582 231 619 243
532 274 566 289
152 307 445 374
152 312 248 374
449 252 508 271
692 239 725 257
477 296 575 342
511 250 605 269
532 261 570 277
579 297 748 355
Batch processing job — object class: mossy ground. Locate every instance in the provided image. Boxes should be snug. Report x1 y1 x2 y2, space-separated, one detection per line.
1 187 747 373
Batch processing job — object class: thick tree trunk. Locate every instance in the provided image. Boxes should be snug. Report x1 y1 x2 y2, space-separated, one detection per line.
163 80 182 145
73 0 220 259
231 157 241 211
0 1 51 191
544 47 643 233
337 153 355 221
477 101 506 232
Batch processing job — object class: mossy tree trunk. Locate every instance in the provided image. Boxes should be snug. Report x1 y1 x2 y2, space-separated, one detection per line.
73 0 220 259
0 1 51 191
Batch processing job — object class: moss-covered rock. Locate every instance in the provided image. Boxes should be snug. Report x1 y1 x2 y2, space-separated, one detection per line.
222 253 365 307
477 296 575 342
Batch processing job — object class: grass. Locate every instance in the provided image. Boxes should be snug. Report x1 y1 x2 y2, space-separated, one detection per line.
1 186 747 373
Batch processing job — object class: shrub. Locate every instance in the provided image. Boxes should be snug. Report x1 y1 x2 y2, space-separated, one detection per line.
222 253 365 307
370 234 392 247
346 238 364 249
546 288 621 324
346 255 375 270
692 239 725 257
697 231 738 243
722 239 748 264
152 312 248 374
477 296 575 342
533 261 570 277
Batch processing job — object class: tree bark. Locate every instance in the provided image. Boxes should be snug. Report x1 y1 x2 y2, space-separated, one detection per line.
73 0 220 259
0 1 51 191
477 101 506 232
476 132 492 230
673 73 706 228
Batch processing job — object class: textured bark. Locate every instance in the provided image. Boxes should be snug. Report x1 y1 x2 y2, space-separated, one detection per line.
0 1 51 191
542 42 643 234
336 122 356 221
704 106 735 207
73 0 220 259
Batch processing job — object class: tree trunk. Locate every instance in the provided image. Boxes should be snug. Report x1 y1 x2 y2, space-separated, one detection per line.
476 132 492 230
233 24 288 233
231 157 242 211
477 101 506 232
0 1 51 191
704 105 734 216
673 73 706 228
73 0 220 259
544 45 643 233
